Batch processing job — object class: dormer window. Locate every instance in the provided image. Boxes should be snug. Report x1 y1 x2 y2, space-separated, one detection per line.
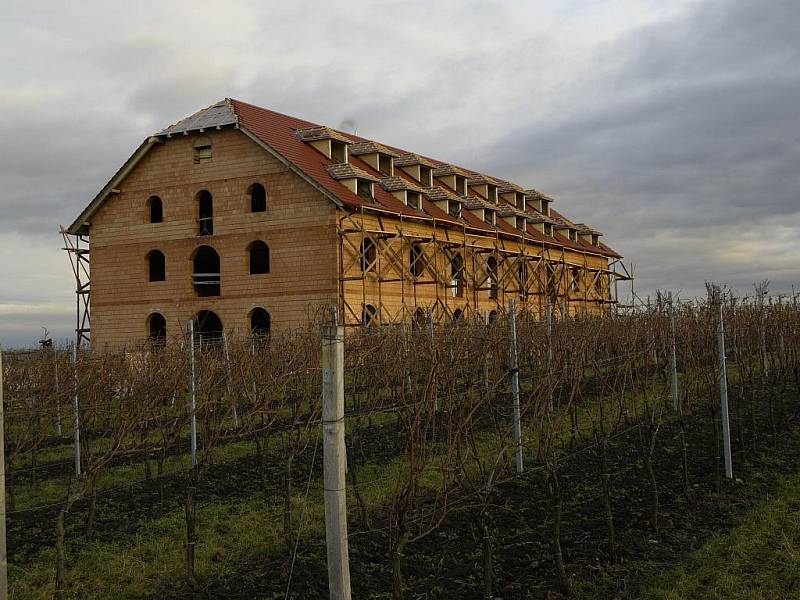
419 165 433 187
378 153 393 176
568 229 578 242
487 185 498 203
591 234 599 247
544 223 553 237
515 216 526 231
331 140 348 163
448 200 462 219
455 175 467 196
484 210 496 225
357 179 374 200
542 199 551 216
515 193 526 210
406 190 422 210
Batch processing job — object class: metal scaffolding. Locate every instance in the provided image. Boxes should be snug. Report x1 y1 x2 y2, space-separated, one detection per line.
60 226 91 348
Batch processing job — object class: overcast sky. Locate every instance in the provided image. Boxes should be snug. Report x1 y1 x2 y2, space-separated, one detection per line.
1 0 798 347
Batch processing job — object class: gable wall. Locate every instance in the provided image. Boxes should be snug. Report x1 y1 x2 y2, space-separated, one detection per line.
89 128 338 348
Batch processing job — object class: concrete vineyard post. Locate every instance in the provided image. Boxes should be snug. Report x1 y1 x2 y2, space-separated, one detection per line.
322 325 351 600
509 300 523 474
717 302 733 479
188 320 198 468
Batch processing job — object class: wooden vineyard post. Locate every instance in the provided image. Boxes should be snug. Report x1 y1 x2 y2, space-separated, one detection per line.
322 324 352 600
71 343 81 476
509 300 523 474
0 347 7 598
717 301 733 479
222 332 239 429
546 298 554 412
188 320 198 468
668 292 680 412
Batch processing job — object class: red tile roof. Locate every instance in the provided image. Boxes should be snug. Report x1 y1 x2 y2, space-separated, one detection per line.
69 98 620 259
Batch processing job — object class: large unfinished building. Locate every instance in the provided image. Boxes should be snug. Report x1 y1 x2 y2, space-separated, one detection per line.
64 99 630 347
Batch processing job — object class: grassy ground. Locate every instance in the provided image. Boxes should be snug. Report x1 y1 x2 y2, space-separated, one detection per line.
641 470 800 600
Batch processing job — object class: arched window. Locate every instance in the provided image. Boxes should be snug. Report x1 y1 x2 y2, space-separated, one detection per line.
193 246 220 297
410 243 425 278
198 190 213 235
249 183 267 213
250 307 271 336
248 241 270 275
362 304 378 327
194 310 223 345
147 313 167 344
488 310 498 324
193 136 212 163
360 239 376 272
147 196 163 223
453 309 464 322
450 253 464 298
487 256 498 299
148 250 166 282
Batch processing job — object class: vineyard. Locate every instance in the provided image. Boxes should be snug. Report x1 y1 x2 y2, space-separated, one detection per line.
3 285 800 599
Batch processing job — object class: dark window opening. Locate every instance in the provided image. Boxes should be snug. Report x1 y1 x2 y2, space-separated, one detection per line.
515 216 526 231
487 185 498 202
249 241 270 275
453 309 463 322
194 310 223 345
487 257 498 299
594 276 604 296
360 238 376 272
570 268 580 292
516 193 526 210
250 307 271 336
357 179 373 200
331 140 348 163
406 190 422 210
484 210 496 225
412 307 427 332
410 243 425 278
419 165 432 186
591 234 599 247
448 200 462 219
198 190 213 235
362 304 378 327
193 245 220 297
148 313 167 344
544 223 554 237
455 175 466 196
250 183 267 212
148 196 163 223
193 137 212 163
378 154 393 176
451 253 464 298
148 250 166 282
